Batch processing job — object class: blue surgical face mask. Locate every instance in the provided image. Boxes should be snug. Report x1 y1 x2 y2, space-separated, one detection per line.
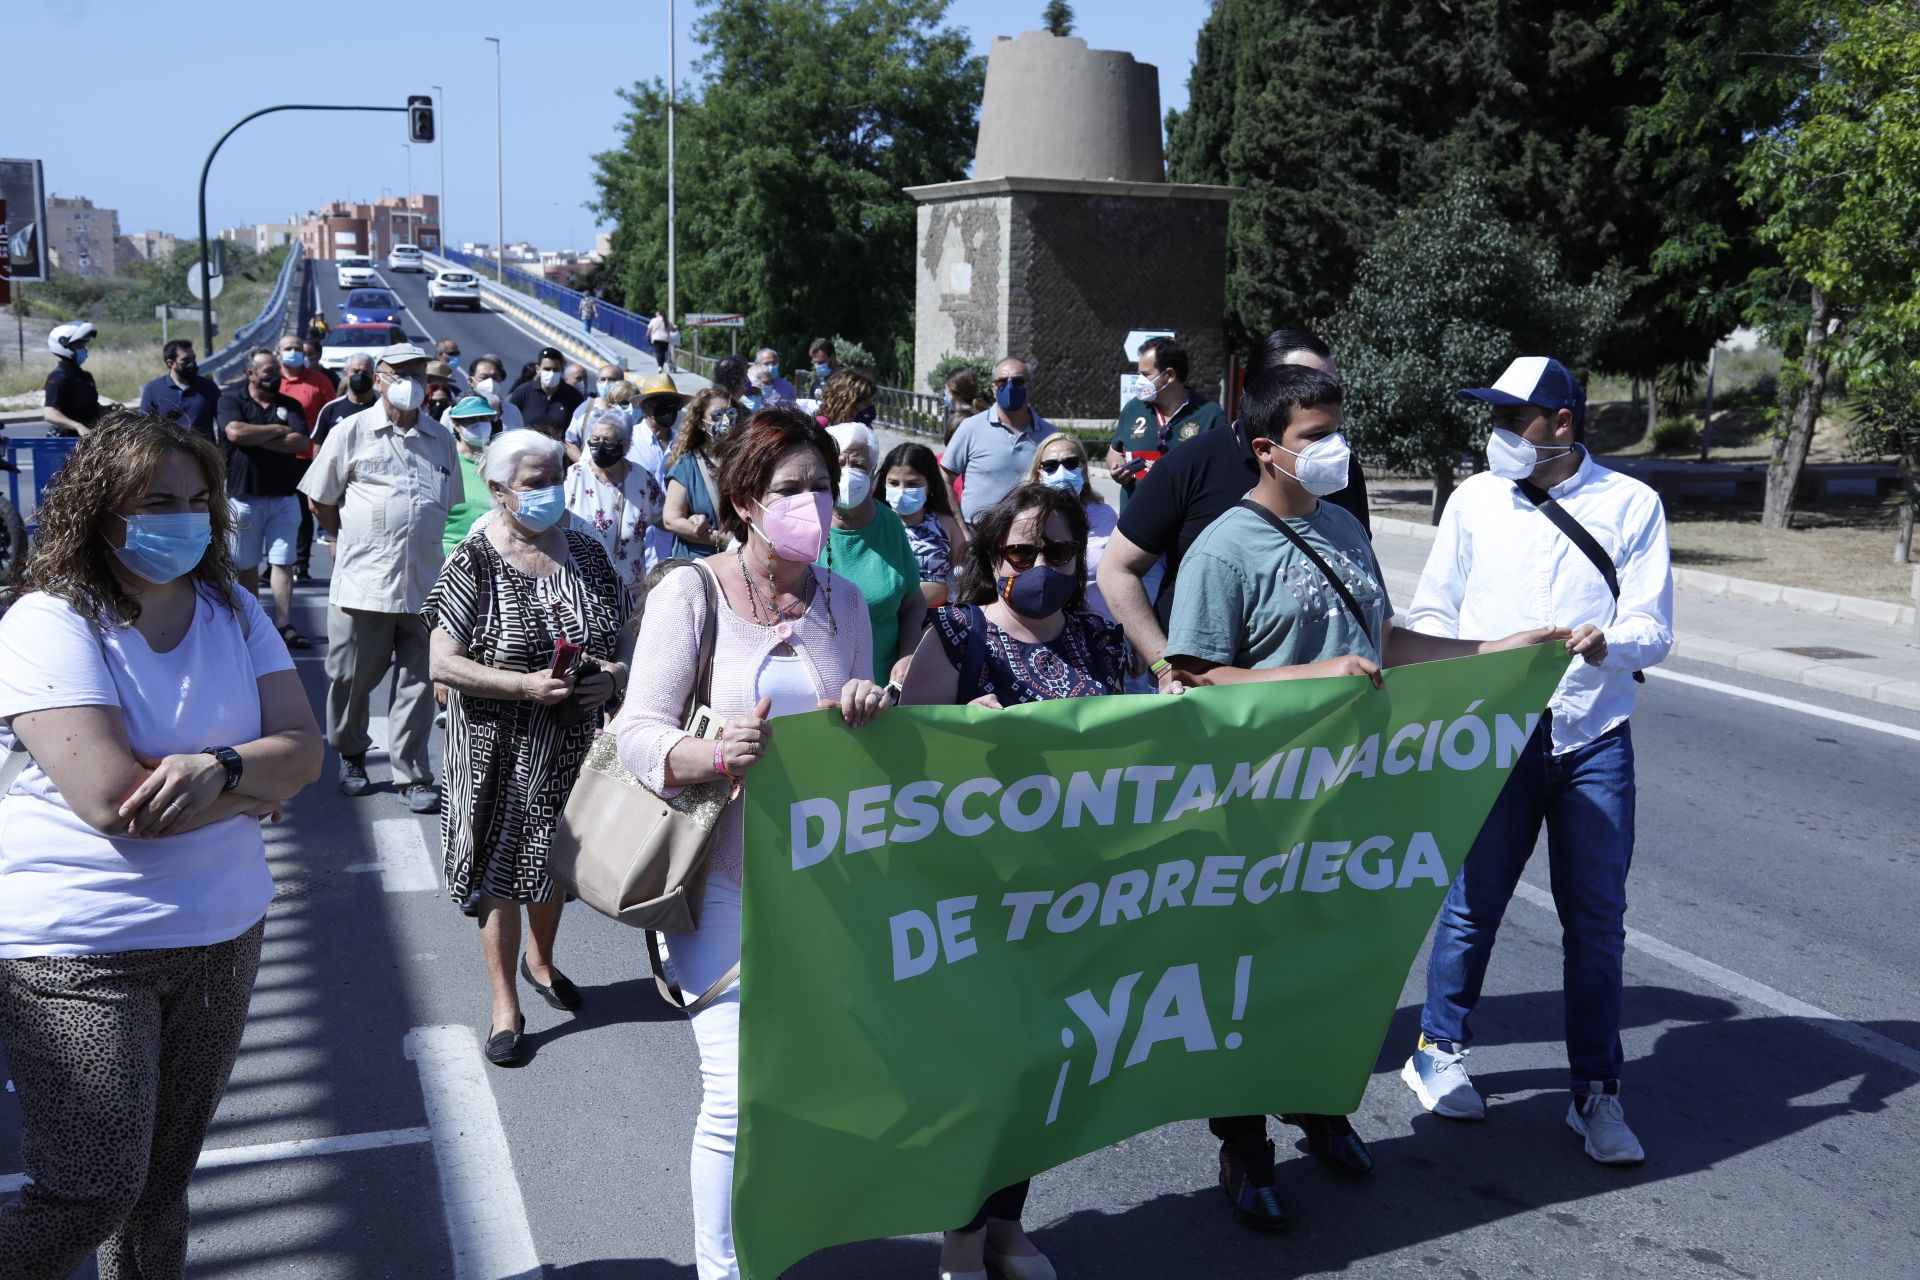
887 482 929 516
1040 463 1086 495
113 512 212 584
280 349 308 369
814 362 831 376
72 347 90 366
508 483 565 533
996 379 1028 413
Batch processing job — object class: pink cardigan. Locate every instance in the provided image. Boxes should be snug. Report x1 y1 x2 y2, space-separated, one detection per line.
616 562 871 883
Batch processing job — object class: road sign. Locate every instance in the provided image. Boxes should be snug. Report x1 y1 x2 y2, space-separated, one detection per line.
187 262 225 301
1124 329 1176 362
0 159 48 284
684 313 747 329
156 304 215 346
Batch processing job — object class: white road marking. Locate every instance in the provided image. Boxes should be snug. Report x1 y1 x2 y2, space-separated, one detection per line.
345 817 439 892
0 1126 431 1195
369 714 390 754
1511 882 1920 1076
1645 667 1920 744
405 1025 543 1280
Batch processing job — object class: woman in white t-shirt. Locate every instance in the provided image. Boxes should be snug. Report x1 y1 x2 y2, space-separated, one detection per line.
0 410 323 1280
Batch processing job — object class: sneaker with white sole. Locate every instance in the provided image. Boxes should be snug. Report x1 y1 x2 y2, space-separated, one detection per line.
1567 1083 1644 1164
1401 1034 1486 1120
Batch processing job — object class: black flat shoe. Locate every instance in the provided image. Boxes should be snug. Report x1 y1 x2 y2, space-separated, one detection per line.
484 1014 525 1066
520 957 583 1011
1282 1112 1374 1177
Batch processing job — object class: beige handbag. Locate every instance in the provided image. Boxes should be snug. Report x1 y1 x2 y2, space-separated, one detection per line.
548 559 740 1012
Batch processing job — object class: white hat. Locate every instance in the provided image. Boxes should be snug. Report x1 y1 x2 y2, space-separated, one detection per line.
826 421 876 459
377 341 429 367
48 321 96 359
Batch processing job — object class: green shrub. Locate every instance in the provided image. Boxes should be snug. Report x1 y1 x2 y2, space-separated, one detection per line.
1651 417 1699 452
928 352 993 396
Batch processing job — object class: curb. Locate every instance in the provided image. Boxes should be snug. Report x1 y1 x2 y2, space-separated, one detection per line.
1370 516 1917 631
1376 564 1920 714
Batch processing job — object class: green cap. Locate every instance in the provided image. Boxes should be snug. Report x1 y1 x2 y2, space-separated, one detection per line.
448 395 495 421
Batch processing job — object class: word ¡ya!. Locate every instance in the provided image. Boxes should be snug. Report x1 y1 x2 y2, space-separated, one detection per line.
789 707 1537 871
888 832 1451 983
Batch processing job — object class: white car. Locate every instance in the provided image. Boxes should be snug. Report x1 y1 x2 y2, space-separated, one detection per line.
335 256 376 288
387 243 425 272
427 268 481 311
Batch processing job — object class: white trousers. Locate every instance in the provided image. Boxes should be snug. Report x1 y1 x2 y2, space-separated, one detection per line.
676 875 743 1280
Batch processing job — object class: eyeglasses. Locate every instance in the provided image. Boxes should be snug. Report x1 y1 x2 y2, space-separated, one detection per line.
992 375 1028 389
1038 457 1083 474
998 539 1079 572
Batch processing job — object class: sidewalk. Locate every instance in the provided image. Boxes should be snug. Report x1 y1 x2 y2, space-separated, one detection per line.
1367 519 1920 711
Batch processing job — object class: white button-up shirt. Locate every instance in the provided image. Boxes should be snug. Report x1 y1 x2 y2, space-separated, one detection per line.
298 403 459 614
1404 450 1674 754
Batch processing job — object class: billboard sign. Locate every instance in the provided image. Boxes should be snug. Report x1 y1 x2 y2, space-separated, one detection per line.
0 159 49 284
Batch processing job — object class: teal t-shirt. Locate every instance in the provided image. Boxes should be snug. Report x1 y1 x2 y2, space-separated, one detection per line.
1165 501 1391 669
819 504 919 680
443 450 489 554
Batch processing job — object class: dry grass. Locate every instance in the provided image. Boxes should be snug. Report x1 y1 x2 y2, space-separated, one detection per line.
0 345 159 405
1369 481 1915 604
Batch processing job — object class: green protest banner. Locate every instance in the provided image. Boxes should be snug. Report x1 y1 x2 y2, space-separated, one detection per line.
734 643 1569 1278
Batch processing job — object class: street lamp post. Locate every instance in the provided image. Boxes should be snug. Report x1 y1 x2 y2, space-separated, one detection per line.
485 36 504 283
431 83 446 251
667 0 677 331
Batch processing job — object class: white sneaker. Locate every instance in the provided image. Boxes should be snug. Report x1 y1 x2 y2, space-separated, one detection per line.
1567 1083 1645 1164
1402 1035 1486 1120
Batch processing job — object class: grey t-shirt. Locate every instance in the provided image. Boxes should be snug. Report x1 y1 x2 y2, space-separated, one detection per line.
1166 501 1392 669
945 408 1057 523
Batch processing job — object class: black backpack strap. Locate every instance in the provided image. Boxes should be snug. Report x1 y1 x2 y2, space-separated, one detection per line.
1512 481 1620 598
1511 480 1645 684
958 604 990 702
1233 500 1375 648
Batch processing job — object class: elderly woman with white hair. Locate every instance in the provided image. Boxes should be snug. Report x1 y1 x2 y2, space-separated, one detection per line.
564 406 665 598
423 429 633 1067
817 421 925 682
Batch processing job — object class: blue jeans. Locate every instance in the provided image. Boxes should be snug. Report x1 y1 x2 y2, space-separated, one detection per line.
1420 720 1636 1092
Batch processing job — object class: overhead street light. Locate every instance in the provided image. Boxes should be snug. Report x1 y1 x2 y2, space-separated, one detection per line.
431 83 446 250
485 36 504 283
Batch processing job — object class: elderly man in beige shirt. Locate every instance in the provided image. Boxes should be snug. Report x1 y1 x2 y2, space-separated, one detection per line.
299 342 459 812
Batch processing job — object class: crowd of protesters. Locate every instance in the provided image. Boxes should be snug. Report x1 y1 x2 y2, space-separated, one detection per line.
4 304 1671 1280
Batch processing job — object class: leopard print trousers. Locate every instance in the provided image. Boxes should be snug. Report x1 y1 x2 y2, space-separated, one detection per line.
0 918 264 1280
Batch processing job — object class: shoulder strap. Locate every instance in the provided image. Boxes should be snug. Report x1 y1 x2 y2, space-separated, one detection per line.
647 930 738 1015
692 450 721 520
1233 500 1375 647
958 604 990 703
1512 481 1620 599
685 559 721 720
0 746 29 800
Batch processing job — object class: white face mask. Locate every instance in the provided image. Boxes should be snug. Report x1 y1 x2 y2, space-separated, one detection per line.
538 368 561 390
836 467 873 510
385 375 424 412
473 376 498 397
1486 426 1574 480
1130 371 1164 404
1273 432 1352 497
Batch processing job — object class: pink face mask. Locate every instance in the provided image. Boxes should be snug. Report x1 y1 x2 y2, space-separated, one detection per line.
753 490 832 562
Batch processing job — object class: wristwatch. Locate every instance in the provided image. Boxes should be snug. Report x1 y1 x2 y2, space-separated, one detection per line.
202 746 244 792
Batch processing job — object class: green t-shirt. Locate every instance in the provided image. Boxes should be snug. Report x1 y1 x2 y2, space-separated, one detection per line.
443 450 490 554
1111 394 1228 508
818 503 920 680
1165 501 1391 670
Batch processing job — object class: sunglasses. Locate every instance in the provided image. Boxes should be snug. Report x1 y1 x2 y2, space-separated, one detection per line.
1039 457 1083 474
999 539 1079 572
992 375 1028 388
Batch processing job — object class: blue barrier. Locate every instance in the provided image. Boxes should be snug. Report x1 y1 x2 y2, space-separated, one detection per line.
441 248 655 353
4 436 81 530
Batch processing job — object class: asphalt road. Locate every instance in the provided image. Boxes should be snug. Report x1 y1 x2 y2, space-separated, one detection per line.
314 258 570 386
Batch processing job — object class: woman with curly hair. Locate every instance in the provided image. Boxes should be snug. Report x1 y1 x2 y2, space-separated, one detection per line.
815 365 877 429
0 409 323 1279
663 386 740 560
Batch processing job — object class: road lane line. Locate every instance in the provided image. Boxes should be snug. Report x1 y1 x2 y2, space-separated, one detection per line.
1511 882 1920 1075
405 1025 543 1280
0 1126 432 1195
1645 668 1920 743
346 817 439 892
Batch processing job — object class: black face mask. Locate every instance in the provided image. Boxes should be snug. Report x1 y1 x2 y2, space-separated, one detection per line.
348 371 374 396
426 398 452 419
257 372 282 393
589 442 624 468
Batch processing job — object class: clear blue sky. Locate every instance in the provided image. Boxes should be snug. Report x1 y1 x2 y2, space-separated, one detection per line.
11 0 1208 255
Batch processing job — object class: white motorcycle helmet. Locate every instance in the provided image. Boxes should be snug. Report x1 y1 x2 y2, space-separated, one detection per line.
48 321 97 359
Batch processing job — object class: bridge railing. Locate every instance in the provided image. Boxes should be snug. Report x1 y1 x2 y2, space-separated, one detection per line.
441 249 655 354
203 244 304 382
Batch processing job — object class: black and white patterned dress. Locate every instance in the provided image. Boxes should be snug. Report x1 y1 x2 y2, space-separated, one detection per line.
421 529 632 910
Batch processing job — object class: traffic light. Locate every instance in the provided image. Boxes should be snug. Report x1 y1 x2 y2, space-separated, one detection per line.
408 95 435 144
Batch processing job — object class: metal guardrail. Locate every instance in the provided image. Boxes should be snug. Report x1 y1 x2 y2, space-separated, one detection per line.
203 244 305 382
873 385 946 439
439 248 658 355
421 251 624 370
